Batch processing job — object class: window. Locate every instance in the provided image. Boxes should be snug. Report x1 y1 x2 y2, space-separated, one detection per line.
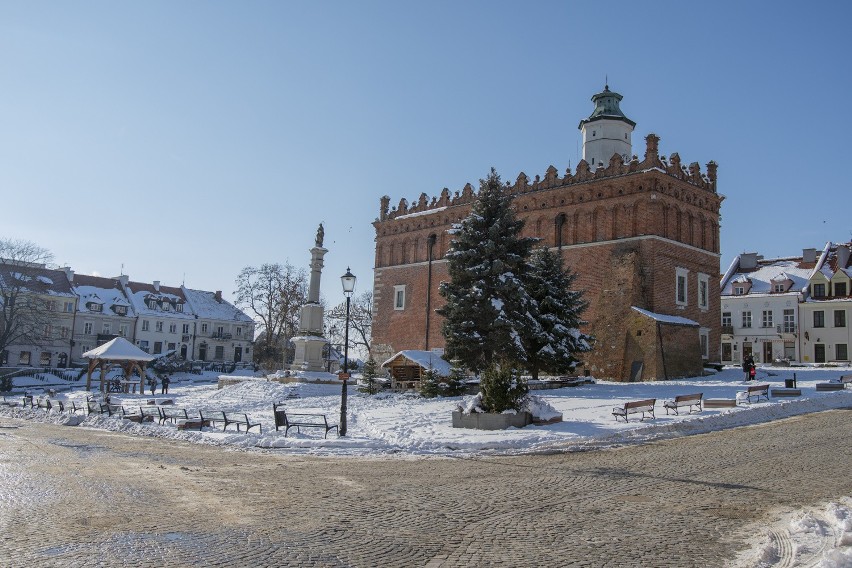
45 300 56 311
813 283 826 297
120 324 128 337
201 323 208 333
84 322 93 335
742 311 752 328
182 324 190 334
784 341 796 359
394 285 406 310
153 342 162 354
142 320 150 332
19 351 31 365
43 325 52 339
814 310 825 328
236 326 242 337
783 309 795 333
60 326 69 339
734 286 745 295
169 324 177 334
168 343 176 351
88 302 102 312
146 298 157 309
722 312 732 327
162 302 170 312
155 321 163 332
114 305 127 316
64 301 74 312
175 303 183 313
835 282 847 297
699 329 709 359
698 274 709 310
835 310 846 327
40 352 51 365
837 344 849 361
139 340 149 353
773 283 786 293
215 346 224 360
676 268 688 305
102 323 111 335
762 310 773 328
216 326 224 337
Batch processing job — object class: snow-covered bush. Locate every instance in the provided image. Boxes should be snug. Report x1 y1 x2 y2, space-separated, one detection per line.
479 364 528 413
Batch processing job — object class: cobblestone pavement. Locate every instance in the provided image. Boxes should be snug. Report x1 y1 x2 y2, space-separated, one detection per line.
1 409 850 567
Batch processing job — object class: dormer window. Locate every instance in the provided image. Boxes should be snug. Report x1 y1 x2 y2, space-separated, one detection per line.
146 298 157 309
88 302 103 312
835 282 847 297
175 303 184 313
162 302 170 312
734 286 745 295
773 283 786 293
813 283 826 298
113 305 127 316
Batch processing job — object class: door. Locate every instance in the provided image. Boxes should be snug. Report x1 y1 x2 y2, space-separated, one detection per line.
180 345 188 360
721 343 732 362
763 341 773 364
814 344 826 363
199 344 207 361
234 346 242 363
743 342 753 361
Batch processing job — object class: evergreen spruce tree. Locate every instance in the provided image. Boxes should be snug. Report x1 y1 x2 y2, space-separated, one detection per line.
418 368 442 398
479 363 528 413
359 357 380 395
438 169 538 374
442 367 468 397
522 247 594 380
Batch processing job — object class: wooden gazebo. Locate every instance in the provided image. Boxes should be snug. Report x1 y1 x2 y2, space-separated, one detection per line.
83 337 156 393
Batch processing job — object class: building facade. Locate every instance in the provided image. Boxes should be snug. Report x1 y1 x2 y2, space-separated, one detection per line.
799 242 851 364
372 87 723 381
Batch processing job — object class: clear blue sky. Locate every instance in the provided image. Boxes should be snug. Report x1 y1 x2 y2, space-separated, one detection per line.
2 1 850 309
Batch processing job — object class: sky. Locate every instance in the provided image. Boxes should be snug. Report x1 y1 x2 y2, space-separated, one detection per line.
2 1 851 309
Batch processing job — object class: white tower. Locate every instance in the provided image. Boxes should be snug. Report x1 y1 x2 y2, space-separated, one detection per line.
578 85 635 169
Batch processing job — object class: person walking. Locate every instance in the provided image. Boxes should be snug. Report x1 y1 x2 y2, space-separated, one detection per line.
148 376 157 396
743 355 755 381
161 375 170 395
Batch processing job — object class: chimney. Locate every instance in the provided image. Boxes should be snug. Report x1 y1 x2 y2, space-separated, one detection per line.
739 253 758 270
118 274 129 286
153 280 160 292
837 244 851 269
62 267 74 283
214 290 222 303
802 248 817 264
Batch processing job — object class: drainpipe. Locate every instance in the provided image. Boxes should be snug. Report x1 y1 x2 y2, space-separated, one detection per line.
657 321 669 381
425 234 437 350
555 213 566 249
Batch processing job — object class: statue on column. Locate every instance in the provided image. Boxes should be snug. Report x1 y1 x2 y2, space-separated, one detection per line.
315 223 324 248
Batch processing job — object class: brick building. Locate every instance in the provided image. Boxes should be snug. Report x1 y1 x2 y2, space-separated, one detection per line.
371 86 723 381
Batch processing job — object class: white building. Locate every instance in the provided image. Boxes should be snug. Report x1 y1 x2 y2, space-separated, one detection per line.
719 251 813 364
799 242 851 364
182 287 255 364
67 272 137 361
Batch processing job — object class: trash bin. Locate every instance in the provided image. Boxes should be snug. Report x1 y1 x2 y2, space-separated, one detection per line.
784 378 795 388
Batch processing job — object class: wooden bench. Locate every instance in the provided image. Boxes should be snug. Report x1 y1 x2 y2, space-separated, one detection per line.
770 388 801 397
223 412 262 433
663 393 703 415
160 407 198 425
739 384 770 404
120 406 144 422
198 410 229 431
87 400 115 416
816 375 852 391
273 404 338 438
612 399 656 422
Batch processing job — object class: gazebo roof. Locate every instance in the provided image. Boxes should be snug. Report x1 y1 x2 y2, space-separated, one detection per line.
83 337 156 362
381 350 452 377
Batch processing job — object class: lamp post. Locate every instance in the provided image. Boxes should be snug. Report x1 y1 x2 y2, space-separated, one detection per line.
339 267 356 436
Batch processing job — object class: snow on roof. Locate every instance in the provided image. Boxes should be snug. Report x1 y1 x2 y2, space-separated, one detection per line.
631 306 698 326
182 288 253 322
83 337 155 361
721 257 812 296
393 206 448 221
125 281 193 319
382 350 453 376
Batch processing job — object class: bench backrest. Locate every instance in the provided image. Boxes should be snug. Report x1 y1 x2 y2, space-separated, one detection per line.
200 410 226 420
674 393 702 403
840 375 852 384
747 384 769 393
122 406 140 416
141 406 161 418
624 398 656 410
162 408 189 419
224 412 252 424
285 413 329 426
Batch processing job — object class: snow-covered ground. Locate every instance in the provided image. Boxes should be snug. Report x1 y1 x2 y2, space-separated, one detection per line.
3 364 851 566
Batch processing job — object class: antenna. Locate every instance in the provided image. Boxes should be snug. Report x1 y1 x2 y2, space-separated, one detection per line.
120 263 124 276
182 272 185 286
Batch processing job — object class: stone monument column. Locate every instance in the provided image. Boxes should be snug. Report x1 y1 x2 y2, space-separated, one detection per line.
290 224 330 373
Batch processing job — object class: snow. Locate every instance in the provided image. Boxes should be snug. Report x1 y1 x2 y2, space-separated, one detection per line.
82 337 156 361
4 364 852 561
381 350 452 376
631 306 698 326
393 206 448 220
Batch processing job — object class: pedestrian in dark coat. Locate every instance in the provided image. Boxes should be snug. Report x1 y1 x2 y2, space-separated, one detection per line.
148 376 157 395
161 375 170 395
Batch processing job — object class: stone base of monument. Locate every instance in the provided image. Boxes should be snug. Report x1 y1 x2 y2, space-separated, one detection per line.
452 410 533 430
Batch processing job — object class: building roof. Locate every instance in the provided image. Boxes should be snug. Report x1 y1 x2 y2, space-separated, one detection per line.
83 337 155 361
71 274 136 317
720 255 812 296
578 84 636 128
631 306 698 327
381 350 453 377
124 280 194 319
182 288 253 322
0 263 75 297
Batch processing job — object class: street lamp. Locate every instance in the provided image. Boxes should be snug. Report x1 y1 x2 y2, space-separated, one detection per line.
339 267 356 436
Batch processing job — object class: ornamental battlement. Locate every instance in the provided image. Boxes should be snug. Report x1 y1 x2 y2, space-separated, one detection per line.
377 134 717 223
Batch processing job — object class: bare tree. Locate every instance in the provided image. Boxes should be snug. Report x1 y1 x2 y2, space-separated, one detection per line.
234 263 307 369
325 290 373 361
0 239 56 358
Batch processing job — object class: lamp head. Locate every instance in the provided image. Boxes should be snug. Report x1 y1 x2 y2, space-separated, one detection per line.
341 267 356 296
